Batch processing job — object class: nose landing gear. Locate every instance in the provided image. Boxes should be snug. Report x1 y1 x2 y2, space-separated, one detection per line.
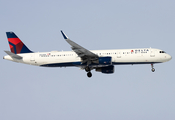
151 64 155 72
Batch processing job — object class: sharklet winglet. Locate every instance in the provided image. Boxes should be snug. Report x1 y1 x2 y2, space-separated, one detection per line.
61 30 68 39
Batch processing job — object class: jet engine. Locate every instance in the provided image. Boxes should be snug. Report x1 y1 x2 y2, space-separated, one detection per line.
96 65 114 74
98 57 112 65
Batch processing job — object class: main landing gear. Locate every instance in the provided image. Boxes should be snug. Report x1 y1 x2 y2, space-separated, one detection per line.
87 72 92 78
85 66 92 78
151 64 155 72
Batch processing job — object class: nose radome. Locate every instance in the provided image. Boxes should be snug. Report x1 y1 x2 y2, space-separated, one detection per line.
167 54 172 61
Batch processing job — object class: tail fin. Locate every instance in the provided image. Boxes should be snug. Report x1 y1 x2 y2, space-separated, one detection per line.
6 32 33 54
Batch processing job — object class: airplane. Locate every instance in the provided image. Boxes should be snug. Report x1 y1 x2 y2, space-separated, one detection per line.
3 31 172 78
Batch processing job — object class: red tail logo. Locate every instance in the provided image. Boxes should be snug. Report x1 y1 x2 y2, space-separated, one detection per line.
6 32 32 54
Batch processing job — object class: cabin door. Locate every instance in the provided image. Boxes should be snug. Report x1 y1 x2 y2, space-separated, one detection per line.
117 51 121 58
30 54 36 64
150 50 155 57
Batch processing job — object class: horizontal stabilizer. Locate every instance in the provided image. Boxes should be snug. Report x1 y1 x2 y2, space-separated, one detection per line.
4 51 23 59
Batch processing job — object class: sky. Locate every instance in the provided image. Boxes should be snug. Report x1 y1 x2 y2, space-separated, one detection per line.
0 0 175 120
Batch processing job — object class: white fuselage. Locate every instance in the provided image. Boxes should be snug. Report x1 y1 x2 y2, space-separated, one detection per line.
3 48 172 67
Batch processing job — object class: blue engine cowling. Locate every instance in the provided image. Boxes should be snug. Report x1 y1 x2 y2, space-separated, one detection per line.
99 57 112 65
96 65 114 74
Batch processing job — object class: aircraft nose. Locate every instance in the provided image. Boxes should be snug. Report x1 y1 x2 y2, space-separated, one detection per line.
167 54 172 61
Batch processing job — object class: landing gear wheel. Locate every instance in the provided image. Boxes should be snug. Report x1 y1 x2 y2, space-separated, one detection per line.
151 64 155 72
85 66 90 72
87 72 92 78
151 68 155 72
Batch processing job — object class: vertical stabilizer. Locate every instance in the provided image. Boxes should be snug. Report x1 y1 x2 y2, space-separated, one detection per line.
6 32 32 54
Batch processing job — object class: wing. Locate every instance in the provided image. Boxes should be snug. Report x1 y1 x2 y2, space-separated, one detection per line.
61 31 99 64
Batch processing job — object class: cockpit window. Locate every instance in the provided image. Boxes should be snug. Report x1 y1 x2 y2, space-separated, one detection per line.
160 51 166 53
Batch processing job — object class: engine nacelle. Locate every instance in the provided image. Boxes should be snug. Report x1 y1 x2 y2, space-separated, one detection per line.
98 57 112 65
96 65 114 74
